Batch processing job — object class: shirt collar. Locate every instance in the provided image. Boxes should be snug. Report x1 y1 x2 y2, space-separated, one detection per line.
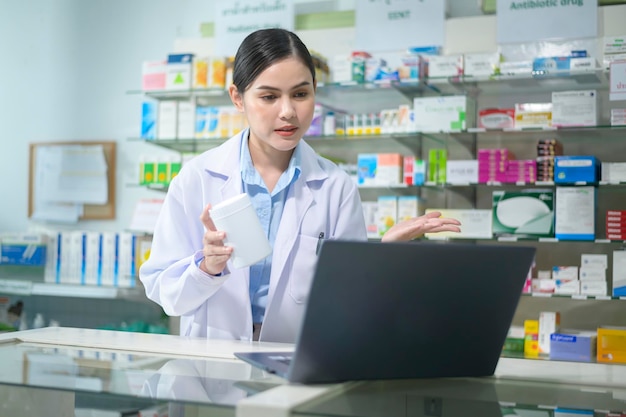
240 132 302 189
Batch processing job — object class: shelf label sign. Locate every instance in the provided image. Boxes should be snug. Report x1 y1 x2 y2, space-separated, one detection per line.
496 0 598 44
610 60 626 101
354 0 445 52
0 279 32 295
214 0 295 56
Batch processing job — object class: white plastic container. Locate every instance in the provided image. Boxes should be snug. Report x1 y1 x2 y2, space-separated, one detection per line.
209 193 272 269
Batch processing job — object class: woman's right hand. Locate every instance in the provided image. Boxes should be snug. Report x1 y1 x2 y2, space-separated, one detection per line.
199 204 234 275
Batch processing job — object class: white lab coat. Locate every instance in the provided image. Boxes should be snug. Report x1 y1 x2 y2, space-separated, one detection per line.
139 130 367 343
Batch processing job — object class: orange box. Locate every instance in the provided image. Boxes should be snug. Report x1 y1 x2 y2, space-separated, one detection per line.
597 326 626 364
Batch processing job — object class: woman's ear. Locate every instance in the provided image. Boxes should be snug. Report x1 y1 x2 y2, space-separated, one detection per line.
228 84 244 112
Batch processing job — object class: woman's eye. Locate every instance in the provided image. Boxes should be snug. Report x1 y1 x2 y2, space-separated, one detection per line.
294 91 310 99
261 95 277 101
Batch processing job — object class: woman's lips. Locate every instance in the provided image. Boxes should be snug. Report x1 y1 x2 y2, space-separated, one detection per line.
275 127 298 137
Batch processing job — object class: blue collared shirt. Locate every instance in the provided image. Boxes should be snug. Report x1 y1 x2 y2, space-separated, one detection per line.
240 134 301 323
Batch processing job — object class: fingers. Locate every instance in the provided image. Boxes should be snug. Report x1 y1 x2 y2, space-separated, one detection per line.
199 203 233 275
419 212 462 228
199 203 217 231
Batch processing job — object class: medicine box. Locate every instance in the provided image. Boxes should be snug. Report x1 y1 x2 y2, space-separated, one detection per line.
580 281 607 296
533 56 572 73
0 233 47 266
426 54 463 78
539 311 560 354
524 319 540 357
552 266 578 280
157 101 178 140
514 103 552 128
554 186 596 241
403 156 425 186
446 160 478 184
464 53 502 77
142 60 167 91
424 209 492 240
532 56 593 73
581 253 608 269
550 331 597 362
492 189 554 237
604 36 626 54
613 250 626 297
597 326 626 364
554 279 580 295
554 156 600 184
177 101 196 139
141 101 157 140
166 53 194 90
500 61 533 76
551 90 597 127
602 162 626 182
376 196 397 237
478 108 515 129
413 96 475 132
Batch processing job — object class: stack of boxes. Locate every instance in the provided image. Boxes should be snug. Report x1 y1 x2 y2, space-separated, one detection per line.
43 232 145 288
606 210 626 241
478 148 512 184
530 254 608 296
139 156 182 187
611 108 626 126
536 139 563 182
579 254 608 297
506 159 537 183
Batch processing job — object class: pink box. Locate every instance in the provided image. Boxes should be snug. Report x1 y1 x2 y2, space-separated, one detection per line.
142 60 167 91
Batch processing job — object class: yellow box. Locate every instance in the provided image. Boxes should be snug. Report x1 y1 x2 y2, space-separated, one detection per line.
524 319 540 357
597 326 626 364
524 319 539 335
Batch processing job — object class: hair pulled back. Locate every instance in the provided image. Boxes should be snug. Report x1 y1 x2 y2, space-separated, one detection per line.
232 28 316 94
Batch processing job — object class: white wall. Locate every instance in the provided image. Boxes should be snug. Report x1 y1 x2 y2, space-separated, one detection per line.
0 1 625 233
0 0 207 232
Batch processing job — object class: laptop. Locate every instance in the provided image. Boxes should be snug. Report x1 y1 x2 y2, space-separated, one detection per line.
235 240 535 384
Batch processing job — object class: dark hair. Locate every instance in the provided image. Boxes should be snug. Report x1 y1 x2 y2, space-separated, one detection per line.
232 28 316 94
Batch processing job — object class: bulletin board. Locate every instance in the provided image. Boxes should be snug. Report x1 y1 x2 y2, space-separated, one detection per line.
28 141 117 220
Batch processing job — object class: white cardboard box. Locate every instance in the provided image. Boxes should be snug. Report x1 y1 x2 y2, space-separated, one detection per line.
552 90 597 127
413 96 475 132
424 209 492 239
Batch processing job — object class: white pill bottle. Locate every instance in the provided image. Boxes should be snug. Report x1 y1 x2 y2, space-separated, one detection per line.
209 193 272 269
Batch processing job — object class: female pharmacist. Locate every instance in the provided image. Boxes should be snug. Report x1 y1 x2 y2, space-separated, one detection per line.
139 28 461 343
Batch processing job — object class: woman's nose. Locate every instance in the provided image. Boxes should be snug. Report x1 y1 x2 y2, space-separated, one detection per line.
278 98 296 119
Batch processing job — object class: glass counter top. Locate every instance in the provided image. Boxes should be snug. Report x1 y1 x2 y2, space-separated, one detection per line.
1 328 626 417
292 377 626 417
0 327 292 416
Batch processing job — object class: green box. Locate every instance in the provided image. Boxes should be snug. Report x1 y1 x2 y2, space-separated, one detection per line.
492 189 554 237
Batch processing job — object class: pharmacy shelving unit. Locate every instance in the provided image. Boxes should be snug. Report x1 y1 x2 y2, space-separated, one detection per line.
0 264 163 331
132 68 626 369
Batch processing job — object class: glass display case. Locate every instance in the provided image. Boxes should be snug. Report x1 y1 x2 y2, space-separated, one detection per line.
1 327 625 417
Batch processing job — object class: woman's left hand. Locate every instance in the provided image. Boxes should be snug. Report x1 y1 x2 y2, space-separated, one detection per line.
381 211 461 242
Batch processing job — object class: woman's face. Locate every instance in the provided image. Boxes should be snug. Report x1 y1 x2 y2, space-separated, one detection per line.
230 57 316 154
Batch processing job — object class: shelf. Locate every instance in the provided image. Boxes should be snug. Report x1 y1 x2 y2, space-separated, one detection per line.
427 235 626 244
127 87 233 106
502 350 623 363
131 137 227 153
444 68 611 96
523 292 621 301
0 279 146 300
